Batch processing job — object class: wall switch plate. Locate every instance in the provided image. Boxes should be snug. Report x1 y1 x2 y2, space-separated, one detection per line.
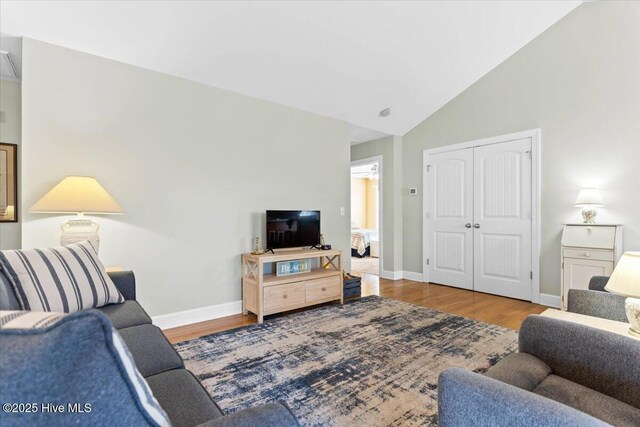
340 207 345 216
409 188 418 196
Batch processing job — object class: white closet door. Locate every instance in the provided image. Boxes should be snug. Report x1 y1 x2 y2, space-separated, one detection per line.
427 149 474 289
473 138 532 300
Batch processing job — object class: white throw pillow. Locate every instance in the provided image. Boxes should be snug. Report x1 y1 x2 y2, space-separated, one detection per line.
0 241 124 313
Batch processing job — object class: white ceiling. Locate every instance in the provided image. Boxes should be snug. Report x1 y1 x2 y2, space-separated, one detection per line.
349 125 388 145
0 1 579 136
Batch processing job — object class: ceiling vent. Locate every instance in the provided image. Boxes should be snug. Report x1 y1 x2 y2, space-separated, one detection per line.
0 51 20 80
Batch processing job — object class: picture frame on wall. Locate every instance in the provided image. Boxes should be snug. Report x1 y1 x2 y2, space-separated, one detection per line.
0 143 18 222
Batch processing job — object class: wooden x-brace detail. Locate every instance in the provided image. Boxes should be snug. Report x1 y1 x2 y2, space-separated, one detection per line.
322 255 339 271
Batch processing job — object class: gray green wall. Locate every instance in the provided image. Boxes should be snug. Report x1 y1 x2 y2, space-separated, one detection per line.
21 38 351 317
0 79 21 250
401 1 640 295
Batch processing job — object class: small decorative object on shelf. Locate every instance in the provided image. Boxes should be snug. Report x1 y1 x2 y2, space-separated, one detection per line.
574 188 604 224
251 237 264 255
276 259 312 276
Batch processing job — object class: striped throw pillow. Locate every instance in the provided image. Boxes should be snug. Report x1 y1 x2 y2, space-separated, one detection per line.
0 241 124 313
0 310 66 329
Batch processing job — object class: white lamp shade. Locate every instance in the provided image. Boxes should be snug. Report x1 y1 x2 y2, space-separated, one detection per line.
29 176 124 214
574 188 604 207
605 252 640 297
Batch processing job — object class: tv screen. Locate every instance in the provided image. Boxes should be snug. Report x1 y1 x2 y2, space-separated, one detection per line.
266 210 320 249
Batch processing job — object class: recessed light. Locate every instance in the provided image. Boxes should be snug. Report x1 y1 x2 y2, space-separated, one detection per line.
379 108 391 117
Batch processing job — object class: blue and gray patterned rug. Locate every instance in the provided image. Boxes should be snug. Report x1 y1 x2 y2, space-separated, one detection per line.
175 296 518 426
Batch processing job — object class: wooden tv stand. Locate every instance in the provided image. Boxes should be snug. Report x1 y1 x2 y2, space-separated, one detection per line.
242 248 343 323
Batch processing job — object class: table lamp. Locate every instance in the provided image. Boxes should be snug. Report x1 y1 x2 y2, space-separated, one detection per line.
29 176 124 253
574 188 604 224
604 251 640 337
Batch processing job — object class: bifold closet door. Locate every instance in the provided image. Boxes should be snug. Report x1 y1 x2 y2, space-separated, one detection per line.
473 139 532 300
427 149 474 290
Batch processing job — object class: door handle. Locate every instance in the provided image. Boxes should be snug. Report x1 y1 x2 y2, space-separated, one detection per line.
465 223 472 228
474 224 480 229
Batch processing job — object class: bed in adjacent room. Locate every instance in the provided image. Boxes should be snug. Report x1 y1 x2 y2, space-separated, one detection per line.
351 228 379 258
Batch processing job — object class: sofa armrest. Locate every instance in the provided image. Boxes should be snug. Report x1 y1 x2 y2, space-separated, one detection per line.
107 271 136 301
589 276 610 292
567 289 627 322
438 368 608 427
519 315 640 409
199 402 299 427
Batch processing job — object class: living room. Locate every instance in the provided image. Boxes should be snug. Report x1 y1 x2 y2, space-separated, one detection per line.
1 1 639 426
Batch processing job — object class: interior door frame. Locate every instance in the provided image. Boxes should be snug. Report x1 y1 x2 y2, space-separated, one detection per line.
350 155 383 278
422 129 541 303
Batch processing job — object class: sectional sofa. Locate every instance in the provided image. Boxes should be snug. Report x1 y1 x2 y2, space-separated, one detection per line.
0 269 299 427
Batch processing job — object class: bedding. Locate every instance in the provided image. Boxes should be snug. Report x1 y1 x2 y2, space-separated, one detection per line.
351 228 379 256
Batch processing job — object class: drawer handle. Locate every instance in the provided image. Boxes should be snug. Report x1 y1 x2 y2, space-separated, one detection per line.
585 252 591 257
322 287 327 291
283 294 288 299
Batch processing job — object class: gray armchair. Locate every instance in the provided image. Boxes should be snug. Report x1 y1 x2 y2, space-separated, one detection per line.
438 315 640 426
567 276 627 322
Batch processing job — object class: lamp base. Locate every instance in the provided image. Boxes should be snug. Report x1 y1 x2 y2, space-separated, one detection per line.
625 298 640 338
61 219 100 253
581 208 598 224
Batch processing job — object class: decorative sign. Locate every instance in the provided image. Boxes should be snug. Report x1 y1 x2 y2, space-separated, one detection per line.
276 259 312 276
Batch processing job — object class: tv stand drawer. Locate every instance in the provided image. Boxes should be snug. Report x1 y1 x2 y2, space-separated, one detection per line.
305 276 341 303
264 282 306 314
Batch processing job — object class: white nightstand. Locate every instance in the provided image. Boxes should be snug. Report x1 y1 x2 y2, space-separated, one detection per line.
560 224 622 309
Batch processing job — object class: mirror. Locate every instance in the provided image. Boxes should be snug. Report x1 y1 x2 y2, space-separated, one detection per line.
0 143 17 222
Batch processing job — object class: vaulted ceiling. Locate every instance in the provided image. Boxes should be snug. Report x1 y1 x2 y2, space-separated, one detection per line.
1 1 580 137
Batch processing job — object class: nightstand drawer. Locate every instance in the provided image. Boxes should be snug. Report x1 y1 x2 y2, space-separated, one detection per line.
305 276 341 303
264 283 306 314
563 248 614 262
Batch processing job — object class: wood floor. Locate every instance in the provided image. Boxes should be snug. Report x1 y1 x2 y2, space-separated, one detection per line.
164 273 548 344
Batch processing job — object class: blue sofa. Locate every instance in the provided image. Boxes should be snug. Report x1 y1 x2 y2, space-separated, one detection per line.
0 269 299 427
438 315 640 426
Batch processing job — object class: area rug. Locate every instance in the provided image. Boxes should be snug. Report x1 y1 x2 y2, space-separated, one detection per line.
175 296 518 426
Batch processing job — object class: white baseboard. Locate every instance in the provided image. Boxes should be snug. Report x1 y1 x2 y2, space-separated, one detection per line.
402 271 425 282
152 300 243 330
381 270 403 280
539 293 561 308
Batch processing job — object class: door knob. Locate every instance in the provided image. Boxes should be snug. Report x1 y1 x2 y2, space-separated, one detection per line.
474 224 480 228
465 223 472 228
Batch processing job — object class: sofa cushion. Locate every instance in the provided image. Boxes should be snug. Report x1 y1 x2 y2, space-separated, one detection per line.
0 269 21 310
97 300 152 329
485 353 551 391
119 324 184 377
0 241 124 313
146 369 223 427
533 374 640 427
0 309 170 426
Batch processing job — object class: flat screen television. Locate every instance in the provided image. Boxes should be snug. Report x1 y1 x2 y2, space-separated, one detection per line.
266 210 320 249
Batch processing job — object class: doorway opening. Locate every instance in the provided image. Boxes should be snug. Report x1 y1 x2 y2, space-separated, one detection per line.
350 157 382 278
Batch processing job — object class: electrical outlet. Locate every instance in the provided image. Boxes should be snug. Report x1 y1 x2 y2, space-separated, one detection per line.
340 207 345 216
